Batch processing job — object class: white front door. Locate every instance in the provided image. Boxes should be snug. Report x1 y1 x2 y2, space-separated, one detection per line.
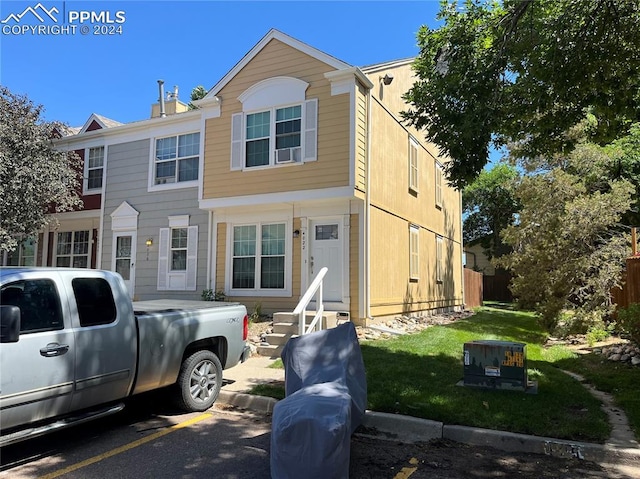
309 220 343 302
113 232 136 298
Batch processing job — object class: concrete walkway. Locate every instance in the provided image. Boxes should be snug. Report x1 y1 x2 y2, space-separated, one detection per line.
219 354 640 477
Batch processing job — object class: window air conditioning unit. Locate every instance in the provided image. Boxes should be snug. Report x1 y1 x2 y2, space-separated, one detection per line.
275 147 301 164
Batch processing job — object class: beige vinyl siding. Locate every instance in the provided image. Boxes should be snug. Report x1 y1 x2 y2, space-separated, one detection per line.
215 223 227 289
369 207 462 316
349 213 360 322
355 85 367 193
203 39 351 199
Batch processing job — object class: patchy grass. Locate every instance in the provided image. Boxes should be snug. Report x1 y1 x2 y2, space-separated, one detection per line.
248 306 640 443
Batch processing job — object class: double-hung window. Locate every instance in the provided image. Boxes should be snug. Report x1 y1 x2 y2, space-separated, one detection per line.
5 237 36 266
245 105 302 167
154 132 200 185
170 228 188 271
87 146 104 191
56 231 90 268
232 223 286 290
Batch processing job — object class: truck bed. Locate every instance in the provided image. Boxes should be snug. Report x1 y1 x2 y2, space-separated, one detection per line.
132 299 241 314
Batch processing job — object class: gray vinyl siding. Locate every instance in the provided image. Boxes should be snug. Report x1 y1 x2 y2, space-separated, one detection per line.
102 139 208 301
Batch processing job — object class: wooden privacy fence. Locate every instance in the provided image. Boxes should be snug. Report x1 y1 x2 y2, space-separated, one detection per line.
464 267 483 308
613 256 640 309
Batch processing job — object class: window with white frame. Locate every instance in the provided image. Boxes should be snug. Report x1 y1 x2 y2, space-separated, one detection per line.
231 97 317 171
170 228 188 271
232 223 286 290
56 231 90 268
157 216 197 291
436 235 444 283
154 132 200 185
409 225 419 280
244 105 302 167
409 138 419 193
435 162 443 208
5 237 36 266
86 146 104 191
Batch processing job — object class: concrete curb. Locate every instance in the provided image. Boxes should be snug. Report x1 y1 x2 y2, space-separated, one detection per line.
218 390 278 414
216 391 640 466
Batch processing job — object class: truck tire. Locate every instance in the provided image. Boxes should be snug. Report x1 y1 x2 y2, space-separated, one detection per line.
174 350 223 412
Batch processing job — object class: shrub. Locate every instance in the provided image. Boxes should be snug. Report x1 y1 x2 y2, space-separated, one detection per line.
201 289 226 302
617 304 640 345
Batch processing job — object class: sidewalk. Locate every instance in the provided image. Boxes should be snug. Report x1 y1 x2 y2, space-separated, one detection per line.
219 354 640 478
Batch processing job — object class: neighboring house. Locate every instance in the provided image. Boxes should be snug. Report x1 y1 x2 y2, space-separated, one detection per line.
3 114 120 269
194 30 464 323
54 96 209 300
464 238 496 275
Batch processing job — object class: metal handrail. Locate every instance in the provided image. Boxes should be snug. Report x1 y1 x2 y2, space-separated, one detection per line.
293 267 328 335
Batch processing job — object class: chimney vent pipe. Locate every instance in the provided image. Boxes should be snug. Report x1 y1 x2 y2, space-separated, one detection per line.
157 80 166 118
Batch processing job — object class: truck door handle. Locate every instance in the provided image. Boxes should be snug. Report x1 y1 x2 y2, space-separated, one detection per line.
40 343 70 357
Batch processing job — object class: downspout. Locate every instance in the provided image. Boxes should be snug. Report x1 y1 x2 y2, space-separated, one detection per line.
365 88 372 324
96 146 107 269
207 210 213 291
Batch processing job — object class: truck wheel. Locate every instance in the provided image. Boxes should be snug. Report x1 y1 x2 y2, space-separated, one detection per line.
175 350 223 412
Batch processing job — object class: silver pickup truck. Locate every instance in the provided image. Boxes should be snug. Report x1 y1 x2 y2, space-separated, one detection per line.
0 267 250 446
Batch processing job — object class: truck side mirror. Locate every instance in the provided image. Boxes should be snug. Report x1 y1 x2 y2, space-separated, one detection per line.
0 305 21 343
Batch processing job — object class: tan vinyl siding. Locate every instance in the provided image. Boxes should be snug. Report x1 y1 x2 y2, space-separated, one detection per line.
203 39 351 199
369 209 463 317
215 222 227 289
349 213 360 322
355 85 367 193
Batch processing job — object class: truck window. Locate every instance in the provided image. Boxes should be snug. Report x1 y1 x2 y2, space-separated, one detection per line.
71 278 117 327
0 280 64 333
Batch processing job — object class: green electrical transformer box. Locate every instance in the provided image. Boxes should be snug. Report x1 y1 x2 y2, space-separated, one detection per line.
463 340 533 392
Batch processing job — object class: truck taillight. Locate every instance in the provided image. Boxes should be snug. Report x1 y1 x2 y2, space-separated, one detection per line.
243 314 248 341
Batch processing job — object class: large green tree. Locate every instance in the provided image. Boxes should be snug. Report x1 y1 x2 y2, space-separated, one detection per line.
403 0 640 189
498 135 634 333
463 163 520 261
0 86 81 254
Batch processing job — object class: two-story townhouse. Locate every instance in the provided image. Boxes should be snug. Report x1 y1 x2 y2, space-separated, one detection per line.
54 96 209 300
195 30 464 324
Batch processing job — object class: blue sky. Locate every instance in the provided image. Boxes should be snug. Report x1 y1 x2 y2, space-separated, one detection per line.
1 1 443 128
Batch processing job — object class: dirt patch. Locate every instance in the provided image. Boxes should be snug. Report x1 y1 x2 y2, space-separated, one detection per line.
349 435 633 478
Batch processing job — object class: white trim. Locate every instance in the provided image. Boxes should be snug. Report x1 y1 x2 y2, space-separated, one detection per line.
110 202 139 231
82 145 105 195
168 215 190 228
224 216 293 297
148 130 202 192
112 230 137 298
238 76 309 110
199 186 354 210
55 110 202 149
305 215 350 308
324 67 374 94
52 209 100 221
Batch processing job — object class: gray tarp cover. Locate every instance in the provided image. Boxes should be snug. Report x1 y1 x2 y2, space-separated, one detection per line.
270 322 367 478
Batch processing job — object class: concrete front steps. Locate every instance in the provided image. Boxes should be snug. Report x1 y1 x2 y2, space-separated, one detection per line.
257 311 348 358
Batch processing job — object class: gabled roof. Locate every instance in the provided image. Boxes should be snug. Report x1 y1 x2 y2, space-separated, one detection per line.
200 29 353 102
78 113 123 134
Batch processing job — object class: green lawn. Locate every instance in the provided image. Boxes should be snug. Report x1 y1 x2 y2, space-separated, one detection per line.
249 306 640 443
